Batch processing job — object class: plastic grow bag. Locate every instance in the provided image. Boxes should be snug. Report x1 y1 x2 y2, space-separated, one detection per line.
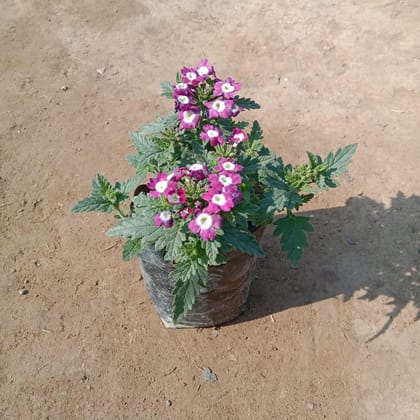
137 227 264 328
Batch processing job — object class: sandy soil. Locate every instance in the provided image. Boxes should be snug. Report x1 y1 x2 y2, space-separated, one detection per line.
1 1 420 419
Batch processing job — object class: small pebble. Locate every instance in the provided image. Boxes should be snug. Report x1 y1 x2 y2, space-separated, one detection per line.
61 85 69 91
18 288 29 295
166 400 172 407
307 402 315 410
96 67 106 76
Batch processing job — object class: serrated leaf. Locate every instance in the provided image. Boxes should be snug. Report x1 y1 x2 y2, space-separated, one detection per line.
127 135 163 169
107 214 159 239
71 195 113 213
72 174 114 213
119 173 147 194
122 238 143 260
273 213 314 266
160 80 174 98
249 120 263 141
221 222 264 256
204 239 221 266
170 259 208 322
191 140 209 162
218 118 249 133
234 96 261 109
138 112 177 136
260 179 301 213
307 151 322 167
325 143 357 176
155 224 186 261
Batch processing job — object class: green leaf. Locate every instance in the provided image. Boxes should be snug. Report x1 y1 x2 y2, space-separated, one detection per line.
260 179 301 213
119 173 147 194
137 112 177 137
324 143 357 177
107 213 159 239
273 213 314 266
234 96 261 109
128 135 163 169
160 80 174 98
72 174 114 213
122 238 143 260
221 222 264 257
154 224 187 262
218 118 249 133
249 120 263 141
171 259 208 322
204 239 221 266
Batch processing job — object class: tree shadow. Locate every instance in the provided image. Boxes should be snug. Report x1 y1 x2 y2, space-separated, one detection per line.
235 192 420 341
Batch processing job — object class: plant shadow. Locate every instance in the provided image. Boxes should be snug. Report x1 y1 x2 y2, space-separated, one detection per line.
233 192 420 340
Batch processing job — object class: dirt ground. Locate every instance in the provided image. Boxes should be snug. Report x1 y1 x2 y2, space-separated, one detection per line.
1 0 420 419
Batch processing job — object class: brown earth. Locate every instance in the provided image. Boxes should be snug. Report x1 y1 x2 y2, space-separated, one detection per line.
1 1 420 419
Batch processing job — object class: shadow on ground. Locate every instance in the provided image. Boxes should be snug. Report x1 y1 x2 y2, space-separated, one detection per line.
236 193 420 340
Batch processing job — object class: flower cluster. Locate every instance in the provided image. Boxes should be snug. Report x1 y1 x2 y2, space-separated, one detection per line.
174 59 248 146
147 157 244 241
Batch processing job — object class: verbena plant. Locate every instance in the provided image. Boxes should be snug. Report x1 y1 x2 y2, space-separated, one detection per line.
72 60 356 322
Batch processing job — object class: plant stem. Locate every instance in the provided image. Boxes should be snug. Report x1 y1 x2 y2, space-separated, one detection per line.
113 204 128 219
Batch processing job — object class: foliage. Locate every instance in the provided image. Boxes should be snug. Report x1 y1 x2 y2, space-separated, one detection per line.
72 60 357 322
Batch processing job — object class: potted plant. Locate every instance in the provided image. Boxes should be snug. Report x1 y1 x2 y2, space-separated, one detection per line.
72 59 356 327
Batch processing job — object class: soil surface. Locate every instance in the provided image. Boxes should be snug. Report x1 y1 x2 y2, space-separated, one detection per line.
1 1 419 419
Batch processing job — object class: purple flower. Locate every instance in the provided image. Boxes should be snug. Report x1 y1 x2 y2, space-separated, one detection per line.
181 67 200 86
195 59 214 80
207 173 240 191
214 77 240 99
173 82 190 93
154 210 173 228
205 99 234 119
147 173 177 198
202 189 235 213
231 103 243 117
187 163 208 181
179 207 193 219
174 93 196 111
166 188 186 205
178 107 201 129
167 167 187 182
224 185 243 203
215 158 243 173
188 211 222 241
199 124 225 147
229 128 248 144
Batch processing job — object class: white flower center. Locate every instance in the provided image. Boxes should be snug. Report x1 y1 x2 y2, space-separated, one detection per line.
197 213 213 230
189 163 203 171
207 129 219 138
183 110 196 123
186 72 197 81
160 211 172 222
222 162 235 171
219 175 233 186
234 133 245 141
197 66 209 76
177 95 189 104
213 100 226 112
176 83 188 90
169 193 180 203
155 180 168 193
222 83 234 93
212 194 227 206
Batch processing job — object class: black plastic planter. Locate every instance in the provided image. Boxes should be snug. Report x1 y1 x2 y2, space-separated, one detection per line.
137 227 265 328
